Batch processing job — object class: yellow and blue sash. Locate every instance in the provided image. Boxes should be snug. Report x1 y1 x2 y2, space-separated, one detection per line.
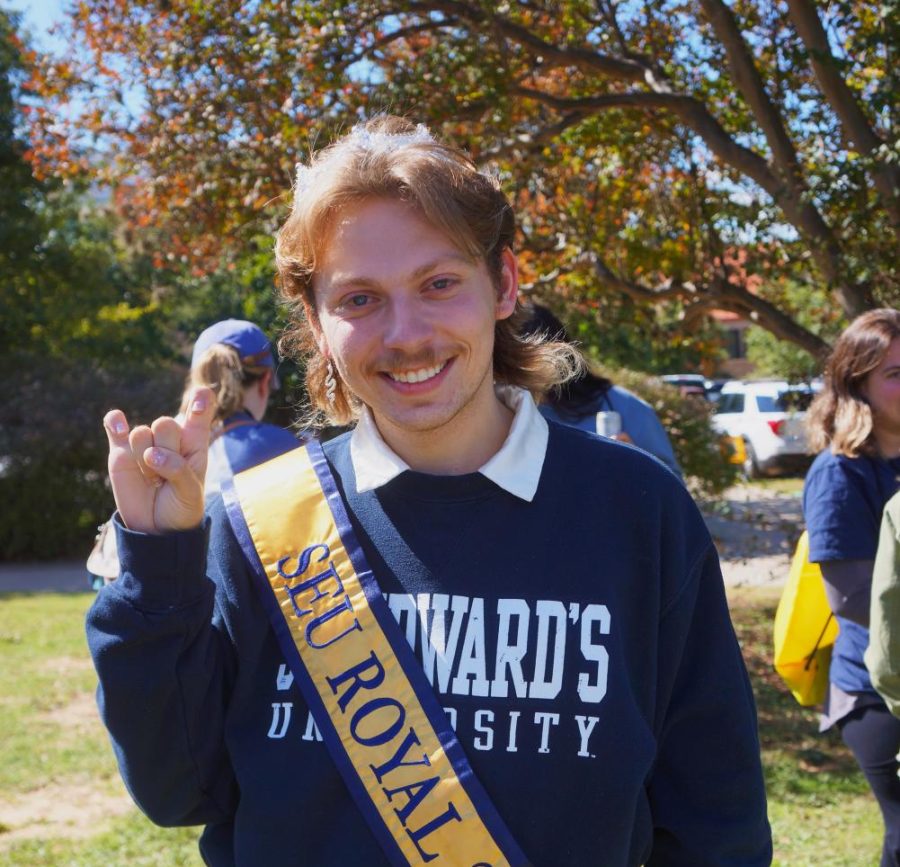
222 440 528 867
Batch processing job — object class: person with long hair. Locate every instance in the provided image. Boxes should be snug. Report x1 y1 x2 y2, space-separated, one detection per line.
86 319 299 586
86 116 769 866
803 308 900 866
519 304 681 476
181 319 300 496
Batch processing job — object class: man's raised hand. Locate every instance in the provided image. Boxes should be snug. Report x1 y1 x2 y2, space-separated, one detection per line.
103 387 216 534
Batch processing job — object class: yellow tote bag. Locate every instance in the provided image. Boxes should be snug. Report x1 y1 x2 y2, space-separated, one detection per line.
773 531 839 706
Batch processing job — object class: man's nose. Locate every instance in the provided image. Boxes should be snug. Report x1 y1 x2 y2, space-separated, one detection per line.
382 299 433 350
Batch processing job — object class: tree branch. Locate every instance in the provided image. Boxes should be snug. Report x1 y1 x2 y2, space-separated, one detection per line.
707 273 831 358
595 0 632 59
381 2 857 307
512 85 865 312
785 0 900 231
405 0 652 81
585 252 831 358
587 253 693 303
512 85 783 192
697 0 806 194
336 21 454 71
480 111 590 161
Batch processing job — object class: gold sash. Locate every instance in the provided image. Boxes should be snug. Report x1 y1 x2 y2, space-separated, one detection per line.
224 441 527 866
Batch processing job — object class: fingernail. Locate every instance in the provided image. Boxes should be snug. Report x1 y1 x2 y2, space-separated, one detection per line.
191 396 207 413
147 449 166 468
114 421 127 435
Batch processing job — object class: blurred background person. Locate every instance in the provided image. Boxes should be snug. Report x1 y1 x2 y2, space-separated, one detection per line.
803 308 900 867
520 303 681 477
88 318 300 587
867 489 900 717
183 318 300 498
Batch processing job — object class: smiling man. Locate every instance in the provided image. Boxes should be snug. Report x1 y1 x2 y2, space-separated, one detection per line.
310 197 517 471
87 116 771 866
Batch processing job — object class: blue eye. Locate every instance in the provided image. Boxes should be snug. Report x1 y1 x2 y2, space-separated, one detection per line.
349 294 369 307
431 278 452 290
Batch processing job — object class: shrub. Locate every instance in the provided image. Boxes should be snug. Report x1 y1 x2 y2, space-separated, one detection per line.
594 363 739 498
0 357 181 560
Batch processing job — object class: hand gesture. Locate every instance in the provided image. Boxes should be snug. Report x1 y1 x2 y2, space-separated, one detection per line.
102 388 216 534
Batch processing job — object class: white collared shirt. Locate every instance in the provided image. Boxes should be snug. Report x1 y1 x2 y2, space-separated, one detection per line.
349 385 549 502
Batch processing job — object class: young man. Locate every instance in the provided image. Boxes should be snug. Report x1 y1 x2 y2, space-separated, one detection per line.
88 116 771 866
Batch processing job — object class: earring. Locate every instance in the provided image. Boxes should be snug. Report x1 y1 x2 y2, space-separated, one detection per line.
325 360 337 405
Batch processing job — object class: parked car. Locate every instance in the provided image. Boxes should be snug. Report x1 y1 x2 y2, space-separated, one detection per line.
660 373 708 399
704 379 730 404
712 380 819 478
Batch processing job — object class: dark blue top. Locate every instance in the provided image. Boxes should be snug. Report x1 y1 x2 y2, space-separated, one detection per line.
804 449 900 693
205 410 300 496
539 386 681 477
86 423 770 866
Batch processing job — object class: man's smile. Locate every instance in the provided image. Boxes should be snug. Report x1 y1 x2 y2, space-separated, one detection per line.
384 360 450 384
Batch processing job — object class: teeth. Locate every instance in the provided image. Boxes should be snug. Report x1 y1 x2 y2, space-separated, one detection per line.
389 363 445 384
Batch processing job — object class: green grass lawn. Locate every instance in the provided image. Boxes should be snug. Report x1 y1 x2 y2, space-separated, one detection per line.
0 589 884 865
730 585 882 865
0 593 203 866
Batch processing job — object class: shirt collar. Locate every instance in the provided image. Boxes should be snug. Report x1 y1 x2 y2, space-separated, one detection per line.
349 385 548 502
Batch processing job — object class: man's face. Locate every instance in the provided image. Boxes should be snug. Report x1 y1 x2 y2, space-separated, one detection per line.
311 198 517 446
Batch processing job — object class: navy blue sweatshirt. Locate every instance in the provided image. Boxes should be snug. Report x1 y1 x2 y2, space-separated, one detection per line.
86 423 771 866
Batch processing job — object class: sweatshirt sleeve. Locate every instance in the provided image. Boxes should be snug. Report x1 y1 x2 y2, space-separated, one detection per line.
85 514 240 827
646 545 772 865
866 500 900 716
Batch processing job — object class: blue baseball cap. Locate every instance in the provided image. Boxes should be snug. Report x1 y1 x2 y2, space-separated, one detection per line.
191 319 281 388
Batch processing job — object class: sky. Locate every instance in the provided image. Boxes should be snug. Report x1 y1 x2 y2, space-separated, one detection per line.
11 0 145 117
12 0 66 51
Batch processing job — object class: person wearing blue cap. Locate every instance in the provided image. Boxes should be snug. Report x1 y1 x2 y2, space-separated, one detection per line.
182 318 300 497
86 319 300 587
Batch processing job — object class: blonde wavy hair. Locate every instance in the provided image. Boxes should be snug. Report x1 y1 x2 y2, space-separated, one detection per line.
807 308 900 457
178 343 269 423
274 114 580 427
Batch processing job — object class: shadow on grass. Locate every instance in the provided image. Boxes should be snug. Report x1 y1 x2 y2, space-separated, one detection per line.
729 590 869 805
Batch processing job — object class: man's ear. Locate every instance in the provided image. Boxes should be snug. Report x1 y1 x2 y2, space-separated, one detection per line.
495 248 519 321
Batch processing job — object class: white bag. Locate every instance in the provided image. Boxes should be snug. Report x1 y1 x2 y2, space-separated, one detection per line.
86 520 120 584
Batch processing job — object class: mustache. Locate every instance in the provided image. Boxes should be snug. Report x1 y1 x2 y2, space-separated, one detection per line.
372 349 444 373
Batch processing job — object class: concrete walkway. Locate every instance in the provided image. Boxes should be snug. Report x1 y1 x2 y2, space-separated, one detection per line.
0 560 90 593
702 483 802 589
